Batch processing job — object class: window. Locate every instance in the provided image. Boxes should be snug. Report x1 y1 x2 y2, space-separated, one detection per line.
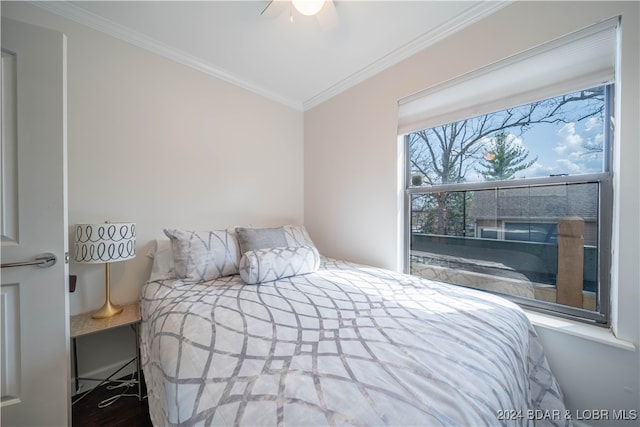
399 19 618 325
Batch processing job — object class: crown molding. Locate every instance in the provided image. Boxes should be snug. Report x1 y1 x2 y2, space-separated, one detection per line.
31 1 508 113
30 1 304 111
302 1 511 111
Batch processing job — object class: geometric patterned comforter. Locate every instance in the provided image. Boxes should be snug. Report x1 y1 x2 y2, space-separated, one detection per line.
140 257 570 426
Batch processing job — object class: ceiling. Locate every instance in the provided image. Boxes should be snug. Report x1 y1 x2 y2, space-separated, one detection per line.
37 1 508 110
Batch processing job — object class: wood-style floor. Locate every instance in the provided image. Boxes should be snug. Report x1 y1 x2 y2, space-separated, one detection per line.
72 373 152 427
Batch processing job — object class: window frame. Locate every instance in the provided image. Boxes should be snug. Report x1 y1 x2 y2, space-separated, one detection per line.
403 84 614 325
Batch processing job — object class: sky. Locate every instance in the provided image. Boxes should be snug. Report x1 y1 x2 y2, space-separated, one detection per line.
415 89 608 185
507 115 605 180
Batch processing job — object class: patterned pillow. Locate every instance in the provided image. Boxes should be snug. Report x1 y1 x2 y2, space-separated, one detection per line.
163 229 240 283
239 246 320 284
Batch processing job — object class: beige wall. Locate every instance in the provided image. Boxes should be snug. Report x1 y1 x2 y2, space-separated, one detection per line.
305 1 639 423
3 2 304 314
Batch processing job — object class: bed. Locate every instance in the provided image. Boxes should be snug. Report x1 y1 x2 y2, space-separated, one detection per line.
140 226 570 426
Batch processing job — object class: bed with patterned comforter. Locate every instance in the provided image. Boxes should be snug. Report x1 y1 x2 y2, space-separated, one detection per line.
140 243 569 426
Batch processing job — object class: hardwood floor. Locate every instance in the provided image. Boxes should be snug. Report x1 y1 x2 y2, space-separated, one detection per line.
72 373 152 427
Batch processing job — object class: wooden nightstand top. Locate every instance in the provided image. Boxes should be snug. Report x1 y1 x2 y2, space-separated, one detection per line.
70 302 141 338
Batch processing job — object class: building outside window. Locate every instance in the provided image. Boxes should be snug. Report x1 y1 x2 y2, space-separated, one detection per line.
399 19 618 325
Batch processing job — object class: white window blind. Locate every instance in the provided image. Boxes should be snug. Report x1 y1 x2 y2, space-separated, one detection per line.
397 17 618 135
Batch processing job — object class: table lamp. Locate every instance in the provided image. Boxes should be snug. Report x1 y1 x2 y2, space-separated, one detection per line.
74 222 136 319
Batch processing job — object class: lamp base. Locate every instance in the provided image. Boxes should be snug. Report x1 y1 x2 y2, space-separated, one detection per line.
91 300 123 319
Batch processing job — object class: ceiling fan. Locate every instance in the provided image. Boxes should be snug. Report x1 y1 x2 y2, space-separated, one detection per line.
261 0 339 30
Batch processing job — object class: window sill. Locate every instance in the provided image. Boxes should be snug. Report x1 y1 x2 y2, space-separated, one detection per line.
525 310 636 351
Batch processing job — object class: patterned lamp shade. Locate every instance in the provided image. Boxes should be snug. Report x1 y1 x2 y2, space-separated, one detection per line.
74 222 136 264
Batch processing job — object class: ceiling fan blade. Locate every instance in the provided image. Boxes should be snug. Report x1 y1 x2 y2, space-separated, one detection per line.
317 0 339 31
261 0 287 18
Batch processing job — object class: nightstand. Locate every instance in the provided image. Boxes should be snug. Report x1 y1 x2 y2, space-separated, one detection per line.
70 302 142 404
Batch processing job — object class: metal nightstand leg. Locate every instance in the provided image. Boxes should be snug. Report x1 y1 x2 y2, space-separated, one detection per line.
134 322 142 400
72 337 79 394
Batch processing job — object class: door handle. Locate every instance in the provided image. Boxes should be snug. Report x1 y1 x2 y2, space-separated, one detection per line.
1 252 57 269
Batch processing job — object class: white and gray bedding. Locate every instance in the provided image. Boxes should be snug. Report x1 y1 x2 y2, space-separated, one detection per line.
140 254 569 426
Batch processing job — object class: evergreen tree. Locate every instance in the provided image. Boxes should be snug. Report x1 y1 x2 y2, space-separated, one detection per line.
476 132 538 181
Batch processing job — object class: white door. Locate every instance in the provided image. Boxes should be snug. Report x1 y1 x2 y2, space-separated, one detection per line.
1 17 69 426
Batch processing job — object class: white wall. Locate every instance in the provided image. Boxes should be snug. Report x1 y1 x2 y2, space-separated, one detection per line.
2 1 303 385
305 1 639 424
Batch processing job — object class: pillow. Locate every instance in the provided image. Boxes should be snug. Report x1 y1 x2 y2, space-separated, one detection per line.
146 239 175 282
163 229 240 283
236 225 316 254
239 246 320 285
236 226 288 254
282 225 316 248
